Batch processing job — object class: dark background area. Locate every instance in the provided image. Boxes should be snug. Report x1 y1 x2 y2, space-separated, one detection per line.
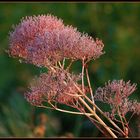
0 2 140 137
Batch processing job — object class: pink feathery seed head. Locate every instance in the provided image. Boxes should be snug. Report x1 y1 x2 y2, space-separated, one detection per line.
94 80 137 104
25 91 44 106
9 14 64 66
26 30 64 67
57 25 82 59
107 80 137 99
24 69 85 106
58 25 105 60
129 101 140 115
79 36 104 60
117 99 140 116
94 80 138 118
9 14 105 67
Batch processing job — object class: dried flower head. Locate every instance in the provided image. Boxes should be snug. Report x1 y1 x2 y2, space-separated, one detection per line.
56 25 104 60
9 15 64 67
9 14 104 67
94 80 139 117
25 69 84 106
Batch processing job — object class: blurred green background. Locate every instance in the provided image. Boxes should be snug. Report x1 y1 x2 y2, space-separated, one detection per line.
0 2 140 137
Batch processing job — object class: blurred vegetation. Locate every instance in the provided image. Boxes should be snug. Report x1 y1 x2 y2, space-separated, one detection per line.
0 2 140 137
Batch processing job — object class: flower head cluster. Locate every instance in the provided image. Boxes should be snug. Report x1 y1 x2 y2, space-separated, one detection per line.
9 14 104 67
25 69 84 106
94 80 139 118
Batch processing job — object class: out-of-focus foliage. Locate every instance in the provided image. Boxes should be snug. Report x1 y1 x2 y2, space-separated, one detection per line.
0 93 61 137
0 2 140 137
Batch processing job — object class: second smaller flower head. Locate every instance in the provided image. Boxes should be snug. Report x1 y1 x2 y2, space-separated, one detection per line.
94 80 139 118
25 69 85 106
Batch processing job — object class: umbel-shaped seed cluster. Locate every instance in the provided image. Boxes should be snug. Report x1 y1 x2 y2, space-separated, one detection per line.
9 14 140 138
9 14 104 106
9 14 104 67
94 80 140 118
25 69 83 106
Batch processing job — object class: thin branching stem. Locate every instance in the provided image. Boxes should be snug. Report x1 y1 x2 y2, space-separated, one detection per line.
62 58 66 69
128 112 135 125
88 116 122 136
70 79 125 136
66 60 74 71
117 107 125 133
58 61 63 68
85 67 95 111
49 65 125 136
38 104 93 116
81 58 85 94
122 114 130 137
78 96 117 138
